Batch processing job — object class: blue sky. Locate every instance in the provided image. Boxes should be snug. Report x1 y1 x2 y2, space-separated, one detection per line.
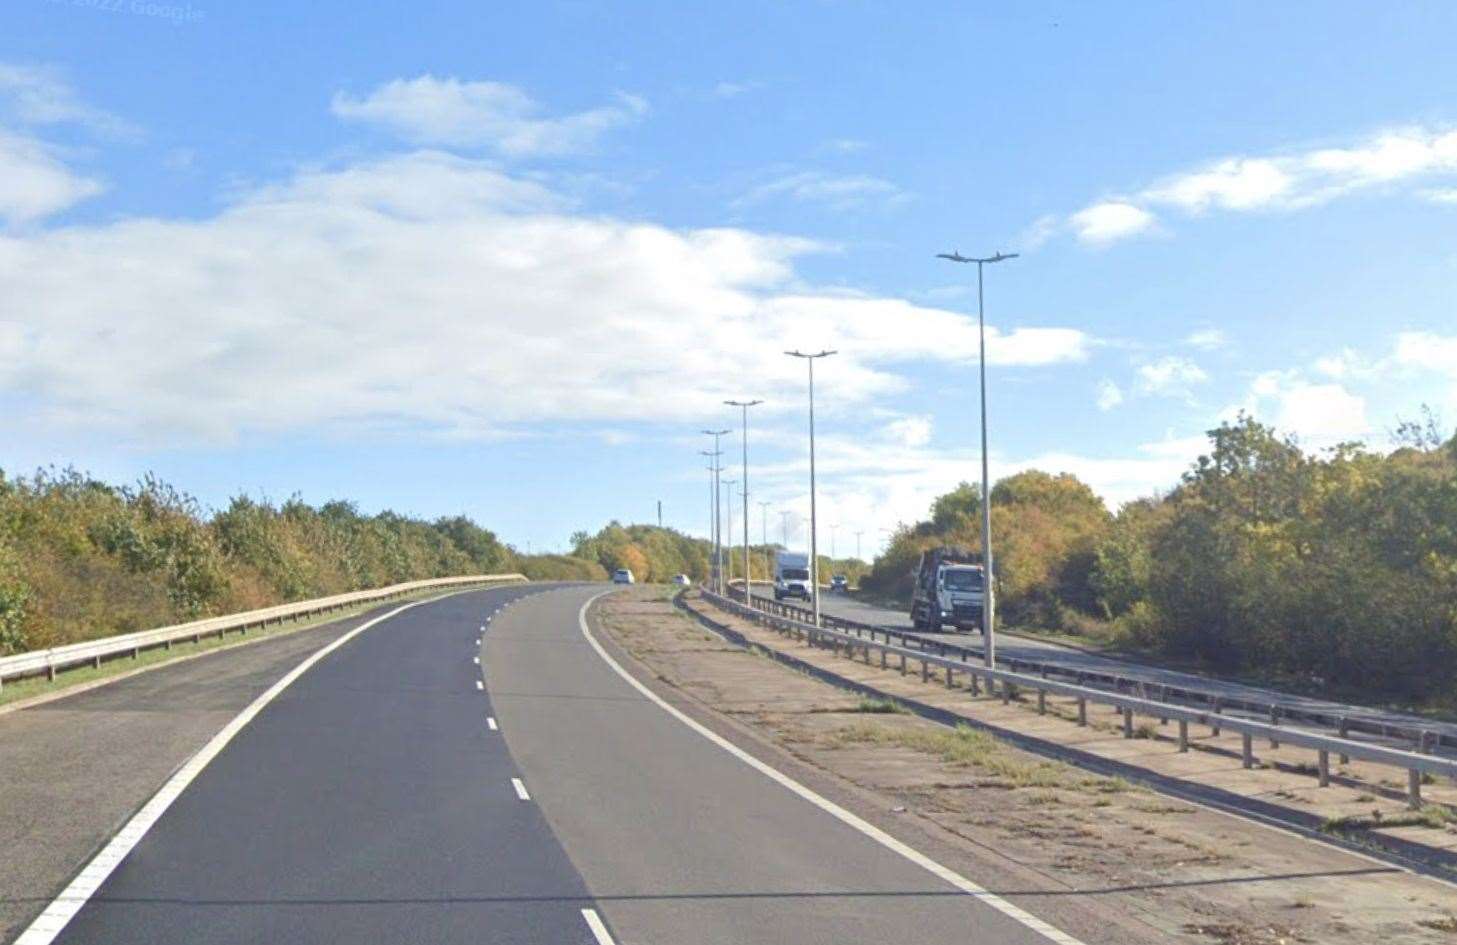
3 1 1456 557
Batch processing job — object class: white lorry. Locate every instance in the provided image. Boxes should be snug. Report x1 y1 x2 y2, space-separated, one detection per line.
773 550 813 601
910 546 989 632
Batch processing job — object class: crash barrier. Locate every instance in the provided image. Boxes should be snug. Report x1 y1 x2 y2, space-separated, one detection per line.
729 586 1455 759
700 586 1457 810
0 574 528 692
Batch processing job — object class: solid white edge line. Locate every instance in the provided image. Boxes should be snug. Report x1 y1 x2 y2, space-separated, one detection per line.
14 595 449 945
487 716 498 731
581 907 616 945
511 777 531 800
577 592 1087 945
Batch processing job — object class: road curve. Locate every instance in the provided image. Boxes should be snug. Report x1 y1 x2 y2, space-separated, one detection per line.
27 583 1083 945
39 584 597 945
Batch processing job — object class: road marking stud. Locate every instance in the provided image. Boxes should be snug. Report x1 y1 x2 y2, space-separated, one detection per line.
487 716 498 731
475 680 484 691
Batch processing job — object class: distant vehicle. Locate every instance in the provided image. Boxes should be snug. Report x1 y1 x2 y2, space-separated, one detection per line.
773 550 812 601
910 546 988 632
672 573 691 586
830 574 849 592
612 568 635 585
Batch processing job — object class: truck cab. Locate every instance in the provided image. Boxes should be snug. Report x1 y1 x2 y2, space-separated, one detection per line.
773 551 812 601
910 547 988 632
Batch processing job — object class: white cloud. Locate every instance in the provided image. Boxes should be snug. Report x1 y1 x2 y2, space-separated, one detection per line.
1427 189 1457 205
1096 379 1124 411
0 151 1091 444
1068 201 1155 244
1236 371 1370 445
1393 331 1457 373
712 81 762 99
0 129 103 226
736 171 908 211
1058 125 1457 244
1135 356 1208 397
822 138 868 154
331 75 647 156
0 63 139 139
1184 328 1227 350
881 415 932 448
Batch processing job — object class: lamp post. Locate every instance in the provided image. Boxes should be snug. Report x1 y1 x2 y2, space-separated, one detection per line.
935 250 1017 668
702 429 731 594
722 479 737 590
725 399 763 601
785 349 836 627
780 510 791 547
700 449 720 587
854 530 863 562
758 501 771 597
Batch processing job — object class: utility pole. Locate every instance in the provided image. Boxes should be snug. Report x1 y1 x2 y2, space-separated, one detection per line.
936 249 1018 668
786 349 836 627
702 429 730 594
725 399 763 602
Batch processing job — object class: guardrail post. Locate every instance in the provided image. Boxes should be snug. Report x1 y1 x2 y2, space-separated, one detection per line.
969 673 980 696
946 667 955 689
1337 718 1350 764
1178 719 1189 751
1269 707 1280 748
1077 698 1087 726
47 664 57 682
92 655 100 669
1318 750 1330 787
1242 733 1254 768
921 659 929 683
899 653 907 675
1002 682 1012 706
1122 708 1133 738
1211 700 1222 737
1408 769 1423 810
879 649 887 669
1037 690 1046 715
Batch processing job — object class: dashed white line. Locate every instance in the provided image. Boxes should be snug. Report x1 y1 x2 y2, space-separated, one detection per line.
580 908 616 945
576 593 1088 945
475 679 484 691
473 656 480 665
511 777 531 801
487 716 498 731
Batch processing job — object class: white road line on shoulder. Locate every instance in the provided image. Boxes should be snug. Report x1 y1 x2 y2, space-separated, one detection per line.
473 656 480 665
580 907 616 945
576 593 1087 945
475 679 484 690
487 716 498 731
14 596 445 945
511 777 531 800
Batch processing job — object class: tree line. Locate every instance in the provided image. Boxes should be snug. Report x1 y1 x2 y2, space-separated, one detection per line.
861 412 1457 705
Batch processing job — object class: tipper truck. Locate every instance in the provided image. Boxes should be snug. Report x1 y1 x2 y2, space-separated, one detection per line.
910 546 989 632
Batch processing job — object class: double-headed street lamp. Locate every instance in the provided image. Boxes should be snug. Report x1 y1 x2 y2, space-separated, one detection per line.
725 399 763 601
785 349 836 627
702 429 731 593
935 250 1018 668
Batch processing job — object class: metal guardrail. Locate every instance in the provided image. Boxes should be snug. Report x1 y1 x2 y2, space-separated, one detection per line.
0 573 528 692
700 586 1457 809
732 586 1455 758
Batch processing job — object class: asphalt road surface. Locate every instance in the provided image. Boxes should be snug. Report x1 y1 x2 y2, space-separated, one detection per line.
782 590 1457 753
19 584 1082 945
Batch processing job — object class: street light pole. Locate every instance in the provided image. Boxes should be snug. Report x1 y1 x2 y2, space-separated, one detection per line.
722 479 737 591
936 249 1018 668
702 429 730 594
700 449 720 587
855 530 863 562
780 510 791 547
786 349 836 627
758 501 771 596
725 399 763 601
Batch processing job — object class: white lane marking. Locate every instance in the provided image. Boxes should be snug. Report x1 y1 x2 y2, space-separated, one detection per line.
475 679 484 690
473 656 480 665
581 908 616 945
577 594 1087 945
14 596 445 945
511 777 531 800
487 716 498 731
